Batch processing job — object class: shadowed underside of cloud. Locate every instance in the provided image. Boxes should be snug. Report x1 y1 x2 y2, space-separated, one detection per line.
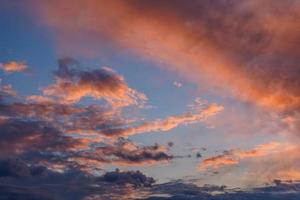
1 164 300 200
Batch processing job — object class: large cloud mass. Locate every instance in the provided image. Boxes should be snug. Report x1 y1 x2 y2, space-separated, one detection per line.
32 0 300 115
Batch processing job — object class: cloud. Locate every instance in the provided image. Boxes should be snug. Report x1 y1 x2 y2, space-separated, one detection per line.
98 169 155 187
0 61 27 73
198 141 300 184
0 117 173 172
0 158 49 178
0 157 156 200
145 179 300 200
173 81 182 88
0 84 17 99
0 158 31 178
0 89 222 140
101 103 223 137
247 144 300 182
95 140 172 166
198 142 281 171
199 155 238 171
0 119 86 156
42 57 147 107
0 57 222 179
1 157 300 200
32 0 300 127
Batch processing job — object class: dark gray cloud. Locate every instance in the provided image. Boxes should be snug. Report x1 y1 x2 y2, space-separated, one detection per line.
0 119 82 156
0 159 155 200
1 158 300 200
97 169 155 187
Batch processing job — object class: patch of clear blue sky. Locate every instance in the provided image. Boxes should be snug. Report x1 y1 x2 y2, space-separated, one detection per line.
0 2 56 96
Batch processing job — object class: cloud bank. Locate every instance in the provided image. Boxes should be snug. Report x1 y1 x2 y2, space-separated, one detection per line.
0 58 221 174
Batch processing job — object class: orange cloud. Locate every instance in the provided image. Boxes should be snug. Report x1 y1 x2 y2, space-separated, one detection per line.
101 103 223 137
198 142 281 171
198 142 300 182
0 61 27 73
247 144 300 182
41 58 147 107
32 0 300 114
198 155 238 171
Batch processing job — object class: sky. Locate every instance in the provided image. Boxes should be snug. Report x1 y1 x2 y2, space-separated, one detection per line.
0 0 300 199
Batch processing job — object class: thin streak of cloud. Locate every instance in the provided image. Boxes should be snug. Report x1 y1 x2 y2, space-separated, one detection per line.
0 61 27 73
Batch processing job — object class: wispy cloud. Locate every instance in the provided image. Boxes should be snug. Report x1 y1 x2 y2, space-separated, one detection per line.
0 61 27 73
173 81 182 88
198 142 281 171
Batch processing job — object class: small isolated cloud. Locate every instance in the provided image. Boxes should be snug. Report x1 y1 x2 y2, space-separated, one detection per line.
0 61 27 73
173 81 182 88
42 57 147 107
0 84 17 98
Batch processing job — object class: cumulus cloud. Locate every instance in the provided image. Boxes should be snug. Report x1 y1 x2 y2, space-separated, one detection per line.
42 57 147 107
0 61 27 73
